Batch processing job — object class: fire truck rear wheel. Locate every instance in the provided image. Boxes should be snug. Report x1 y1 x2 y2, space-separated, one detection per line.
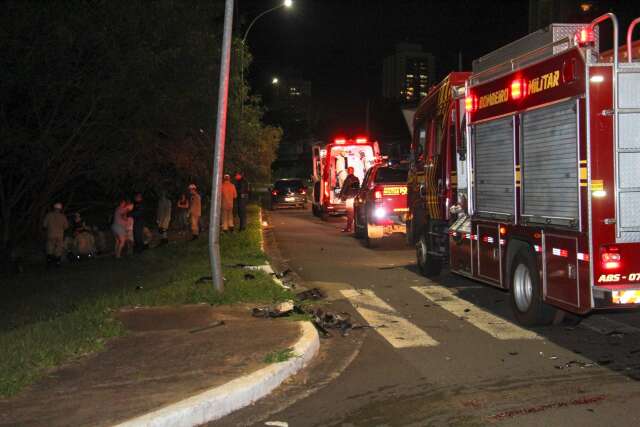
416 233 441 277
509 249 555 326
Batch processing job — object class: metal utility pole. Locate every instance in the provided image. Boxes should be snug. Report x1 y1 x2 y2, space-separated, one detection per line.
209 0 234 292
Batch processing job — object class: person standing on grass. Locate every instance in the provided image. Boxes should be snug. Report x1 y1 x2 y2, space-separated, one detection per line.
221 174 237 232
129 192 146 253
188 184 202 240
176 193 189 234
234 171 250 231
43 202 69 267
156 191 172 245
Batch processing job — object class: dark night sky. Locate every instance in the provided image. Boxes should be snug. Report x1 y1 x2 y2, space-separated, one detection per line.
237 0 639 137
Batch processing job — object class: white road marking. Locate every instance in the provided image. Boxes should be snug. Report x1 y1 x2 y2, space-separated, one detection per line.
580 315 640 335
340 289 439 348
411 285 541 340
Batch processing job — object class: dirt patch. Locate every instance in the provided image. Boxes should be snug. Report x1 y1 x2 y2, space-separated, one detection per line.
0 304 301 427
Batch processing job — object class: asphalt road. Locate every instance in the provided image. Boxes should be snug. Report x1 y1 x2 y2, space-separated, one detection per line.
219 207 640 427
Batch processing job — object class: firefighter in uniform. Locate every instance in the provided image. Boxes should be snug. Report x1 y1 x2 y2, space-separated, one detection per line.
188 184 202 240
340 166 360 233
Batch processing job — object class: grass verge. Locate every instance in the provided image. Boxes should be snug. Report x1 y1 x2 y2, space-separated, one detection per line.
0 205 291 398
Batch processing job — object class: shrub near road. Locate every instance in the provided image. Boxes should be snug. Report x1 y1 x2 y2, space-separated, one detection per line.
0 206 290 398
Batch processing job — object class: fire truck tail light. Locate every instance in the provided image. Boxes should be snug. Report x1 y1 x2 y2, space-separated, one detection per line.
465 95 477 113
601 246 621 270
355 137 368 144
334 138 346 144
374 188 383 199
576 27 595 46
510 79 527 100
374 207 386 219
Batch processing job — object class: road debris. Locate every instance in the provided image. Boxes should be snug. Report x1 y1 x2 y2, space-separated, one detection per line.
271 268 292 279
189 320 225 334
554 360 595 370
296 288 326 301
252 300 295 318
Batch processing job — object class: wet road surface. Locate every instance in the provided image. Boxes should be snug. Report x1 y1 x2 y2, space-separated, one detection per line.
217 207 640 427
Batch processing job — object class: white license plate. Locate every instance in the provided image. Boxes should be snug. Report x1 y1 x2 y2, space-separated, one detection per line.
285 197 295 202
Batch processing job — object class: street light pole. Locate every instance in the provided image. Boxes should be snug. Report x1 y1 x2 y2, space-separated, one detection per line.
209 0 234 292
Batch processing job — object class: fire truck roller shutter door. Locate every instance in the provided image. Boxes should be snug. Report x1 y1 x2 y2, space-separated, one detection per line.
617 71 640 243
474 116 515 217
521 100 578 227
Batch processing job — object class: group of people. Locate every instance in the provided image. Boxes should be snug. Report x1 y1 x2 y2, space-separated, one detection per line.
110 184 202 259
41 173 250 265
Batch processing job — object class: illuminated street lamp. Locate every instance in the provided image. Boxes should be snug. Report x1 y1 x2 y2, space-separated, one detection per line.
242 0 293 43
240 1 293 99
272 77 279 84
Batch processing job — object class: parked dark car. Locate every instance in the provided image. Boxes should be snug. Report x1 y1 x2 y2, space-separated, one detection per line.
270 178 308 209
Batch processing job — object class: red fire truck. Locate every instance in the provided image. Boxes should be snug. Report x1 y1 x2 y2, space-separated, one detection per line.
311 137 380 219
408 14 640 325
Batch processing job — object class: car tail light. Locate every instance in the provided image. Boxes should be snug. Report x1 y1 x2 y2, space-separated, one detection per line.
374 186 383 200
601 245 621 270
298 187 306 194
271 190 278 196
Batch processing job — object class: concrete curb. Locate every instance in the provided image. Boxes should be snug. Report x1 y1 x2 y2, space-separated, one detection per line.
114 321 319 427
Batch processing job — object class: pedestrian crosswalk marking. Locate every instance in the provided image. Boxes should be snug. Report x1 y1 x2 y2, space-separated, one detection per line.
411 285 541 340
341 289 439 348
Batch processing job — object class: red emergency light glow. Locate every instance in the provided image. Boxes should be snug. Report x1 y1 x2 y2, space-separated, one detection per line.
601 246 621 270
374 188 383 199
334 138 347 144
510 79 527 100
576 27 595 46
355 137 368 144
465 95 477 113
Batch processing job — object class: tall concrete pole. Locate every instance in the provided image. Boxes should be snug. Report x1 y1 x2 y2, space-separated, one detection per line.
209 0 234 292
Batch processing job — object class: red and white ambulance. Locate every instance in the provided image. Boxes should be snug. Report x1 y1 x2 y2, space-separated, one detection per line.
311 137 380 219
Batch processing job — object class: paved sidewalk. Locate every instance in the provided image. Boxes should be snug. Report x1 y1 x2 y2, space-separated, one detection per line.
0 304 312 427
